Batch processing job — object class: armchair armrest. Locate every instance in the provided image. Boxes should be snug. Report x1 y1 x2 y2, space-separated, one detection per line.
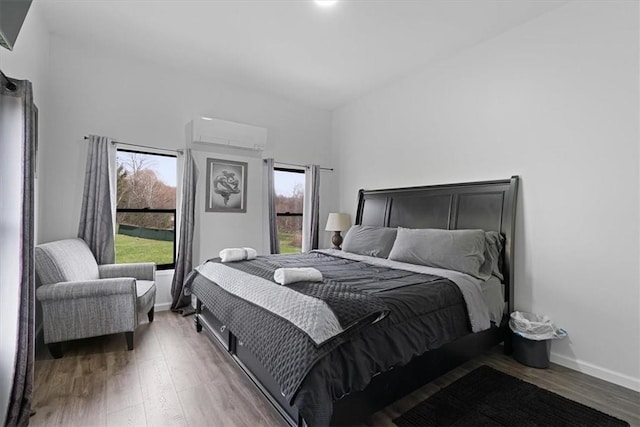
36 278 136 301
99 263 156 281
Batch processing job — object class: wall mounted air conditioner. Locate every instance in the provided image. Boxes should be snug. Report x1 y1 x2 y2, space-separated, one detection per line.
190 117 267 151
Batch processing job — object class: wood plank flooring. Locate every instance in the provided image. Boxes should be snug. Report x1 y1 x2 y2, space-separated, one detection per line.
31 311 640 426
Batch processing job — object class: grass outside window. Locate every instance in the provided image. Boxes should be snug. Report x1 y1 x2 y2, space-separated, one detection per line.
278 231 302 253
115 233 174 266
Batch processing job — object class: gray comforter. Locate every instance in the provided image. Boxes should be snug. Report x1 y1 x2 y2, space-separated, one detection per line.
188 251 472 426
194 258 389 345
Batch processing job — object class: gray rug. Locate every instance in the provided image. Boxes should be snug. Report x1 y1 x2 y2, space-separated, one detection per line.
394 365 629 426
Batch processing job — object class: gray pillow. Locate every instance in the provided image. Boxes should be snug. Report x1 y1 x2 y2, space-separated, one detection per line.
388 227 486 278
478 231 504 281
342 225 398 258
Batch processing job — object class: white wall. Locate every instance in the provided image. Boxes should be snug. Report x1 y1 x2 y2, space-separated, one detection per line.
332 1 639 390
0 2 50 424
39 35 335 307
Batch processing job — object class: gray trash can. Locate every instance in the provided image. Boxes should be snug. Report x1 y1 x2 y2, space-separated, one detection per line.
512 333 552 368
509 311 567 369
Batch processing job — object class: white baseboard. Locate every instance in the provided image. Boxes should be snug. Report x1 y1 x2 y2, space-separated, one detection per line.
550 351 640 392
154 302 172 312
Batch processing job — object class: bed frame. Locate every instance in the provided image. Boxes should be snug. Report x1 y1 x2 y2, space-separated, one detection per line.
195 176 519 426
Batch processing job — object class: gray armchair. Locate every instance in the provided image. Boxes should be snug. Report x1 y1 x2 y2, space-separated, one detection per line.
35 238 156 358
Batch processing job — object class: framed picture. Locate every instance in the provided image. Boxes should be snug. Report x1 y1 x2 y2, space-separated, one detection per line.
205 158 248 213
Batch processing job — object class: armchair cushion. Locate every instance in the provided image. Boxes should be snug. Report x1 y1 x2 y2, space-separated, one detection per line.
35 238 100 284
136 280 156 316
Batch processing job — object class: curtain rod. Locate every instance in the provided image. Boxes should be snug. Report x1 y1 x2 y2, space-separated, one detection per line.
272 160 333 172
84 136 183 154
0 69 16 91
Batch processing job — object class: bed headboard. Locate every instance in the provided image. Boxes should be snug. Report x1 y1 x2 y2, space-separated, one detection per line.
355 176 519 315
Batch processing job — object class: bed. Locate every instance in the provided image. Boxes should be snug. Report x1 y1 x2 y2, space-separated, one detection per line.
189 176 519 426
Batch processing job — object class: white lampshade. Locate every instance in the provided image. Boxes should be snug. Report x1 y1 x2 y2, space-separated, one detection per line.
325 213 351 232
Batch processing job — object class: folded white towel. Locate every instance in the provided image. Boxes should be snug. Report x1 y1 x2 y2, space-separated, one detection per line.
274 267 323 285
219 247 257 263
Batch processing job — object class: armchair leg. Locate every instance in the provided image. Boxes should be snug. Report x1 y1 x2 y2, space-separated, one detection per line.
48 342 63 359
125 332 134 350
147 307 154 322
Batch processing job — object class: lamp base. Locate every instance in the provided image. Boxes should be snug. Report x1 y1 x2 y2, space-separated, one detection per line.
331 231 343 250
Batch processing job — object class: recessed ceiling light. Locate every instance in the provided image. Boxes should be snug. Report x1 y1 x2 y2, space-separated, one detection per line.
315 0 338 7
201 116 213 121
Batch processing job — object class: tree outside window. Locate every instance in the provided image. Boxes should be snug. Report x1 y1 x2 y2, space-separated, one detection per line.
116 150 177 268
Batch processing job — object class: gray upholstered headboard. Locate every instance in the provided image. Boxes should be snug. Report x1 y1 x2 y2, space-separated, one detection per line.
355 176 519 315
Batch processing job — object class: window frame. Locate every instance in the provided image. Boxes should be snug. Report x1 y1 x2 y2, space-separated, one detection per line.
115 148 177 270
274 167 305 253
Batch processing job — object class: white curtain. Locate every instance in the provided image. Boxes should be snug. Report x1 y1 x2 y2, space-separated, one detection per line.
2 76 36 427
77 135 116 264
302 164 320 252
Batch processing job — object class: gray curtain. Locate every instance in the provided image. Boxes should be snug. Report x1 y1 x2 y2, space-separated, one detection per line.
3 78 36 427
171 149 197 311
266 158 280 254
302 164 320 252
77 135 115 264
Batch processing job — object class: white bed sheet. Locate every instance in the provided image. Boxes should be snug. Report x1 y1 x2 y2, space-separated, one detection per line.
481 276 505 324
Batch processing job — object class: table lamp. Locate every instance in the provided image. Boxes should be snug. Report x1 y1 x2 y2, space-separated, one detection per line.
325 213 351 249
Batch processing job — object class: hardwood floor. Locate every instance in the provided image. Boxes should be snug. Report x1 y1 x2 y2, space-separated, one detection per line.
31 311 640 427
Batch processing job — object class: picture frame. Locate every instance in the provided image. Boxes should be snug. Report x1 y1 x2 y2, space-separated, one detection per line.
205 158 248 213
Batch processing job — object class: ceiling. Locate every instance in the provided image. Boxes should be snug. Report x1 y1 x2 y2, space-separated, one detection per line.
40 0 567 110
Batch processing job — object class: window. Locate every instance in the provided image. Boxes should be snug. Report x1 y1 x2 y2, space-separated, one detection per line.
115 149 177 269
274 168 305 253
